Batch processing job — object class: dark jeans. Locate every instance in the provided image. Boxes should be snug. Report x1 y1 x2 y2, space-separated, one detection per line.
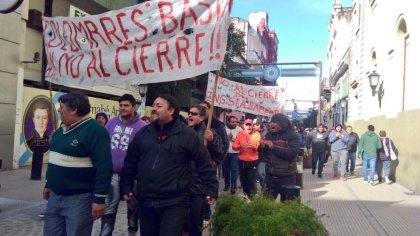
222 153 239 189
312 151 326 174
186 195 207 236
265 174 296 201
201 202 211 220
127 196 140 232
140 204 188 236
346 151 356 174
238 160 258 198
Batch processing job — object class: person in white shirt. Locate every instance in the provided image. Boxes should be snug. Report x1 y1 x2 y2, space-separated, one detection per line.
222 116 243 194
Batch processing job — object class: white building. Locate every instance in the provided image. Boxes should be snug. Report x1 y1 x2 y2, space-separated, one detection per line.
328 0 420 193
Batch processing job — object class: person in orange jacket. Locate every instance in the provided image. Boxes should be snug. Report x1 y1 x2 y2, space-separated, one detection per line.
232 119 261 198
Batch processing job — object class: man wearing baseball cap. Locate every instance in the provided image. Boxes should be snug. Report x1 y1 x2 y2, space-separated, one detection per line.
232 119 261 199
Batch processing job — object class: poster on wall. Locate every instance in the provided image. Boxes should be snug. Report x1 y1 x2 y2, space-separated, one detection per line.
22 95 57 156
17 87 120 167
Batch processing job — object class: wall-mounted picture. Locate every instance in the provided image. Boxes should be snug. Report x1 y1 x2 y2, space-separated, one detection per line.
23 95 57 154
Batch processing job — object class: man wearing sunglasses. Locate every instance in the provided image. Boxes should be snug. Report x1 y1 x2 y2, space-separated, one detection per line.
232 119 261 199
184 105 224 236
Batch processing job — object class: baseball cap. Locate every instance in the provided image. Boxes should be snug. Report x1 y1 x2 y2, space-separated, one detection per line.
244 119 253 125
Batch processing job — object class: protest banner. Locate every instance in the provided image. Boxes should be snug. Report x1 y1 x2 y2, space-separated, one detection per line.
205 73 286 117
42 0 232 86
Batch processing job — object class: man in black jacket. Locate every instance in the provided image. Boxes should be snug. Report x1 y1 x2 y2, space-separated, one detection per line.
185 105 223 236
120 94 218 236
259 113 300 200
309 124 329 178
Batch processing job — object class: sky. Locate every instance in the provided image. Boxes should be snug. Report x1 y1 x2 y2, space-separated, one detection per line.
231 0 352 65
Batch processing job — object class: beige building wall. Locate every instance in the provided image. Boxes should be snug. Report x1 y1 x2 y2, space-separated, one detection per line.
1 0 140 170
338 0 420 193
0 2 27 169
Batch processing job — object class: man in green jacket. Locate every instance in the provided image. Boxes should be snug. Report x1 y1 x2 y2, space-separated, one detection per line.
358 125 382 185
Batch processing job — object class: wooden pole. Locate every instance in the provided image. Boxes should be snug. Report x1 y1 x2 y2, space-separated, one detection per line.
48 82 56 131
207 71 219 130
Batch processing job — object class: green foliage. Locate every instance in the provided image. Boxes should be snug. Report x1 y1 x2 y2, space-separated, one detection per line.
210 195 328 236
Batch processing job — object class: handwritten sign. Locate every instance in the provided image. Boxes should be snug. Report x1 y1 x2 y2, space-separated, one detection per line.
206 73 286 117
42 0 232 86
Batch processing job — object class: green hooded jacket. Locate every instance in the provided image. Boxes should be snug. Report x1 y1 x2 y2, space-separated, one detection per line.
358 131 382 157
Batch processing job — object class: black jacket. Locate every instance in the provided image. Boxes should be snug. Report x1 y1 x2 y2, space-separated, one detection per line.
190 123 222 195
120 118 218 207
260 129 300 176
206 118 229 156
310 131 329 152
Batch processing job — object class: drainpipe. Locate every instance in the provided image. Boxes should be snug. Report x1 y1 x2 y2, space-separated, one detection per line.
41 0 53 87
402 34 409 111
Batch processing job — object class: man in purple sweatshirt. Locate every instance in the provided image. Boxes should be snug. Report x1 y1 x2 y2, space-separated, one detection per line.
100 94 146 236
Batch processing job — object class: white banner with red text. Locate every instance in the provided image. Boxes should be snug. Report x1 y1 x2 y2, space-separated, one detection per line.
205 73 286 117
42 0 231 86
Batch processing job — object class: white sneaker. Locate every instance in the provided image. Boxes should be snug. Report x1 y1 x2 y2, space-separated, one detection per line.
203 220 210 229
385 176 392 184
363 180 369 184
370 181 375 186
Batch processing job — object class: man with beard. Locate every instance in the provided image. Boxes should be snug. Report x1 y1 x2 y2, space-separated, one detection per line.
223 115 243 194
232 119 261 199
259 113 300 201
100 94 146 236
120 94 218 236
184 105 223 236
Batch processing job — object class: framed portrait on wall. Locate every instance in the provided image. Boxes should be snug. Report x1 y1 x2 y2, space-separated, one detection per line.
22 95 57 153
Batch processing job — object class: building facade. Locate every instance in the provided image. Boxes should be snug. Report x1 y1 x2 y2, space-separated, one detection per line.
328 0 420 193
0 0 142 170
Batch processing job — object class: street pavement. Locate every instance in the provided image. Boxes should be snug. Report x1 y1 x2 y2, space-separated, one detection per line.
1 159 420 236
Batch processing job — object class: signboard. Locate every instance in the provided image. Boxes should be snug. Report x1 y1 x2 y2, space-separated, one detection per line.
69 5 90 17
205 73 285 117
42 0 231 87
227 65 280 82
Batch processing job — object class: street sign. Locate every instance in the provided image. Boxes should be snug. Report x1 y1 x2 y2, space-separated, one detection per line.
227 66 281 81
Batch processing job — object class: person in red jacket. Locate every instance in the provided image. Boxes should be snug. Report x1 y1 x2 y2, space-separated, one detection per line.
232 119 261 199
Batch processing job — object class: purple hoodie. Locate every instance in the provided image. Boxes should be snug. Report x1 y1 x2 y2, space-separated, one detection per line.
105 113 146 173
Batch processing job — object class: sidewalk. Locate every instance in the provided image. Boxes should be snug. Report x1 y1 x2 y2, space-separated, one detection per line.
1 160 420 236
301 158 420 236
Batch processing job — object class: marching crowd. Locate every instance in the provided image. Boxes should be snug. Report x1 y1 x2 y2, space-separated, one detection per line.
41 91 301 236
39 91 398 236
304 123 398 185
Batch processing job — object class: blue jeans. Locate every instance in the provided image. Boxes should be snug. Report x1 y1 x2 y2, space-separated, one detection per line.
43 192 93 236
257 161 266 189
100 173 120 236
346 151 356 174
222 153 239 189
362 155 377 181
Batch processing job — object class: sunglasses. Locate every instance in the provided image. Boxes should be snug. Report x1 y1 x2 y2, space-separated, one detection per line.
188 111 199 116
